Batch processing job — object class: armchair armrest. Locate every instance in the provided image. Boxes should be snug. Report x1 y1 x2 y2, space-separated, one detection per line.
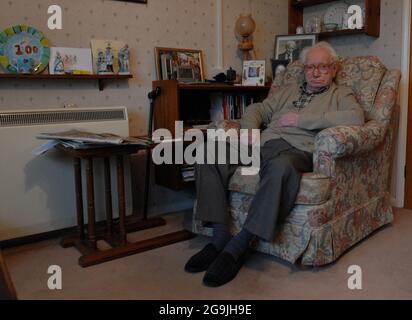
314 120 387 159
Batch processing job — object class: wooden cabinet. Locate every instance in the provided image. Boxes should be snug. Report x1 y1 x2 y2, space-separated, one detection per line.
0 251 17 300
289 0 380 38
151 80 271 191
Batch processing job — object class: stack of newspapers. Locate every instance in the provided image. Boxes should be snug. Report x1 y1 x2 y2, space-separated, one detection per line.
33 129 153 155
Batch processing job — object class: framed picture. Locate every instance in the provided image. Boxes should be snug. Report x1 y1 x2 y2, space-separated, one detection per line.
155 47 205 83
274 34 318 64
90 39 130 75
49 47 93 75
271 59 289 81
242 60 265 86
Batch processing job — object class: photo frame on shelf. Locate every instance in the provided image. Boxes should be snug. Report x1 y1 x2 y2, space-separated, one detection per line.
49 47 93 75
242 60 265 86
90 39 130 75
155 47 205 83
274 34 318 64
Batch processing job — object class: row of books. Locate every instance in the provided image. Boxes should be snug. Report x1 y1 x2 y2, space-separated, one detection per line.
181 166 195 182
210 93 255 121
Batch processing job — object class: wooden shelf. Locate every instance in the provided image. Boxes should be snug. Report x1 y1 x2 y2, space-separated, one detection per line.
318 28 366 38
288 0 380 38
152 80 271 191
0 73 133 91
291 0 338 8
178 83 272 92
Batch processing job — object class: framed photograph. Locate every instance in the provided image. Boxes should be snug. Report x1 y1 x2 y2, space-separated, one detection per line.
155 47 205 83
242 60 265 86
49 47 93 75
271 59 289 81
90 39 130 75
274 34 318 64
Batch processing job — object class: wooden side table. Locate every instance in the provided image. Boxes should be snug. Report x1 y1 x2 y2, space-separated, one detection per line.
58 144 193 267
0 250 17 300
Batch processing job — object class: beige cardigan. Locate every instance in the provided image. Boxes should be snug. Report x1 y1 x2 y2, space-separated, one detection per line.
240 82 365 153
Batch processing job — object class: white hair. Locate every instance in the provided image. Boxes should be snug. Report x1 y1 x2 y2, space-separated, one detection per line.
299 41 338 64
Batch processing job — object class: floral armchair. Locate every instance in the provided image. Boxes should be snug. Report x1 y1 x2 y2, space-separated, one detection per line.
192 56 401 266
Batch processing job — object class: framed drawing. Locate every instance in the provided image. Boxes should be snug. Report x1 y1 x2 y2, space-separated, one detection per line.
274 34 317 64
242 60 265 86
49 47 93 75
155 47 205 83
90 39 130 75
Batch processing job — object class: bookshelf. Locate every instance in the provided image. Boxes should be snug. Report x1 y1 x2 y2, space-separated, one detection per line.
151 80 271 191
289 0 380 38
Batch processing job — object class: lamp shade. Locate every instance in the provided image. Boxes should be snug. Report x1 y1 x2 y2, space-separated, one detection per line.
235 14 256 37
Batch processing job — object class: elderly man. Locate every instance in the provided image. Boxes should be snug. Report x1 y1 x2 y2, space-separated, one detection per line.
278 40 298 62
185 42 365 287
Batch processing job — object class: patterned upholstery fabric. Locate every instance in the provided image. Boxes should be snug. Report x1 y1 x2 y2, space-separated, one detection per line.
229 169 331 206
192 56 401 266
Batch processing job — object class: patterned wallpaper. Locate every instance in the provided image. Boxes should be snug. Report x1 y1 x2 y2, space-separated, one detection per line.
0 0 286 136
0 0 405 213
0 0 287 214
304 0 403 70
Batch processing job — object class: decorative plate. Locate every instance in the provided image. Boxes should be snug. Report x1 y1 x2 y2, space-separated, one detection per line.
324 2 349 29
0 25 50 74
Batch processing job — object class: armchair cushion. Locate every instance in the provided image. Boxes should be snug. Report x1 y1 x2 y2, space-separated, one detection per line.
229 168 331 206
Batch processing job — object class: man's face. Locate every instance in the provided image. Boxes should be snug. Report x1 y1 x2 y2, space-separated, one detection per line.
304 47 337 90
286 42 296 53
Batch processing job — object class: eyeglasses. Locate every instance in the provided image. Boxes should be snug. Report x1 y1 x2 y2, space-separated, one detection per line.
303 63 334 74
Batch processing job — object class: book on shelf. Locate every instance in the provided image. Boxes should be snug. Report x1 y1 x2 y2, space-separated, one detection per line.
210 93 255 121
181 166 195 182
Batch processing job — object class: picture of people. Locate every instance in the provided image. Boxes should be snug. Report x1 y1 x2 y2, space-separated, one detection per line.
155 47 205 82
248 66 260 78
242 60 265 86
91 39 130 74
278 41 298 62
275 34 317 64
49 47 93 75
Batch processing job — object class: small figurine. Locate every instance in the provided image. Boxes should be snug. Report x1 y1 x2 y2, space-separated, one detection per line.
118 44 130 74
105 43 114 73
53 52 65 74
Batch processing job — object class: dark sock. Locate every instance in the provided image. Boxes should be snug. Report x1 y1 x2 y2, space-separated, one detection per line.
211 223 231 251
223 228 255 260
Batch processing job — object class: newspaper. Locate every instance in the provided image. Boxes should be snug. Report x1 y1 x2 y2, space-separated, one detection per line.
33 129 153 155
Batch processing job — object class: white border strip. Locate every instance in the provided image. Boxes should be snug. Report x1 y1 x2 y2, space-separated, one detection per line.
392 0 411 208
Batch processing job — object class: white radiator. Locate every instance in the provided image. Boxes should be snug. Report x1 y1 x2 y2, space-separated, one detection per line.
0 107 133 241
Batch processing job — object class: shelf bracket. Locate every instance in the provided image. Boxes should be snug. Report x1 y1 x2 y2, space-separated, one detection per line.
98 79 104 91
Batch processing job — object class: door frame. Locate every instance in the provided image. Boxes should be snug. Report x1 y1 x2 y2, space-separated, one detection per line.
403 0 412 208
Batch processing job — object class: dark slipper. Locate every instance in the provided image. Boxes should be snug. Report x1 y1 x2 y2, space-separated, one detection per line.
184 243 220 273
203 251 248 287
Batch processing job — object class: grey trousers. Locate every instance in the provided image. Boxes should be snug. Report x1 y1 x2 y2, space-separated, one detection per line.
195 139 313 242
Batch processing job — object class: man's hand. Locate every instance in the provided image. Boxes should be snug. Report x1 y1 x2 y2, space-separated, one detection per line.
274 112 299 128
